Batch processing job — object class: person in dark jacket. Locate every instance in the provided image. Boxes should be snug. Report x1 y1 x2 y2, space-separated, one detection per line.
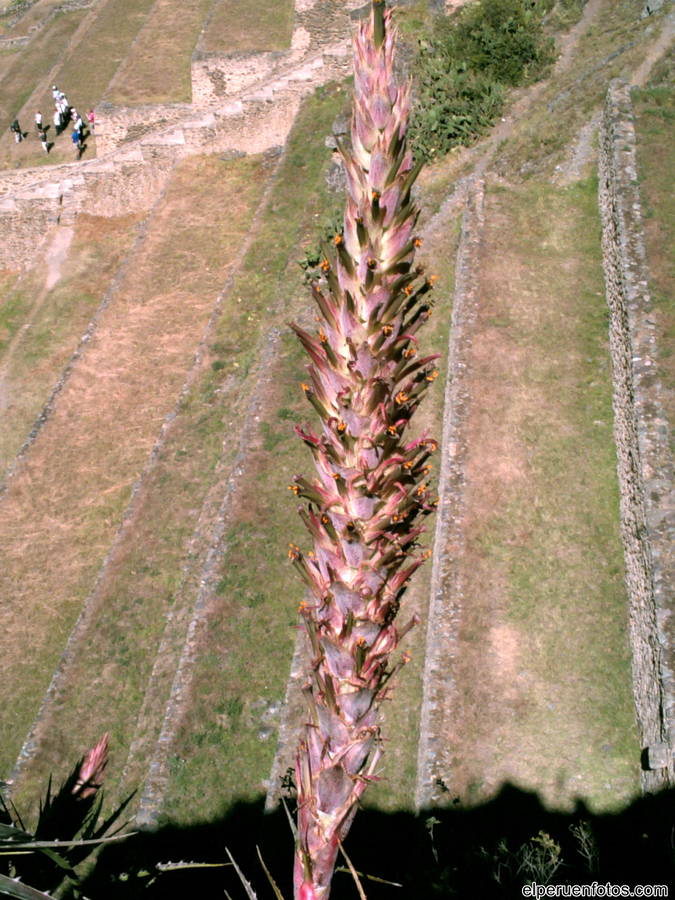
10 118 24 142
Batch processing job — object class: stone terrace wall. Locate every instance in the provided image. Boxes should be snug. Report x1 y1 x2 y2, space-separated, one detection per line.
0 192 60 266
415 178 483 810
598 79 674 792
191 49 292 107
0 149 175 268
76 150 175 217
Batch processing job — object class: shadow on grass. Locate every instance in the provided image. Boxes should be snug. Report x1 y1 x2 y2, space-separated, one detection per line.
81 783 675 898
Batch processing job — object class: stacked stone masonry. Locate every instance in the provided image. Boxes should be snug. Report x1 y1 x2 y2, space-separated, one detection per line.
414 178 484 810
598 79 674 791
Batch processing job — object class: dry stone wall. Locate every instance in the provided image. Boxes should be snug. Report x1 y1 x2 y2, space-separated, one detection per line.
415 178 484 810
191 50 292 106
0 193 60 267
598 79 674 792
0 149 175 269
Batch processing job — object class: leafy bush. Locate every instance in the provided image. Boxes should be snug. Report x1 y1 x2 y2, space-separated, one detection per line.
410 61 504 159
449 0 555 87
410 0 556 160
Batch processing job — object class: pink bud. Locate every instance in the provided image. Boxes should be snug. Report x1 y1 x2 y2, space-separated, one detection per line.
73 732 109 799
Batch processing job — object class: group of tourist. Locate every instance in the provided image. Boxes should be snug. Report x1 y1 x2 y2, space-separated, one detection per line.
10 84 95 160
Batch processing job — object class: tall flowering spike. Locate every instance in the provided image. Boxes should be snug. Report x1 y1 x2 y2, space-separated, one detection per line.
290 3 437 898
72 732 109 800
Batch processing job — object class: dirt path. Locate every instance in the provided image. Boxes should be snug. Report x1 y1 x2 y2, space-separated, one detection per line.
468 0 604 178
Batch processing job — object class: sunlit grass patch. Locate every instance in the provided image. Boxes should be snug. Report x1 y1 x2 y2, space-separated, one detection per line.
0 8 87 136
106 0 212 105
200 0 294 54
465 179 638 811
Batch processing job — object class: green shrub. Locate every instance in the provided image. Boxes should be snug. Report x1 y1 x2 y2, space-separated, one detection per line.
410 0 555 160
410 61 504 158
450 0 555 87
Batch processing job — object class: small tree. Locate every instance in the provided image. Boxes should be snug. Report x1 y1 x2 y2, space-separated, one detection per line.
288 3 438 896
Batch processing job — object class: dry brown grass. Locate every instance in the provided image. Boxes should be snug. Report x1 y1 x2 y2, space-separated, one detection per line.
106 0 212 105
42 0 156 119
201 0 294 55
0 154 270 784
0 214 142 472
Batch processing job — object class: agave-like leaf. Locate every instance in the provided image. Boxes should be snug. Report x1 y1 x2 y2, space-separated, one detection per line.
0 873 56 900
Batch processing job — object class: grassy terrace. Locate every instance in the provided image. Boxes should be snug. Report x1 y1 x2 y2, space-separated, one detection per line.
632 67 675 435
1 152 268 790
13 86 353 815
0 0 66 39
442 178 639 811
0 0 665 865
0 7 87 134
159 83 466 823
200 0 295 55
362 208 461 812
0 214 142 472
106 0 213 105
40 0 156 125
160 84 356 823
